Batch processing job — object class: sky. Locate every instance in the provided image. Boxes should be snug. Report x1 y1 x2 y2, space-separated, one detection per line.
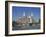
12 6 40 21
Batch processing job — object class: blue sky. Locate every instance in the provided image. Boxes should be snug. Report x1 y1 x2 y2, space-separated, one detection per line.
12 6 40 21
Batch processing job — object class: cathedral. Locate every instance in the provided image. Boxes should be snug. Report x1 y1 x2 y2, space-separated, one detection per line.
16 12 34 26
12 12 40 30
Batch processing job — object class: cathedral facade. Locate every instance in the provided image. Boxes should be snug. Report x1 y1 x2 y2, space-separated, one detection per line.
16 12 33 25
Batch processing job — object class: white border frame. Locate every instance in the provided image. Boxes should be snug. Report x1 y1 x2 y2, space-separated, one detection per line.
8 2 44 34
